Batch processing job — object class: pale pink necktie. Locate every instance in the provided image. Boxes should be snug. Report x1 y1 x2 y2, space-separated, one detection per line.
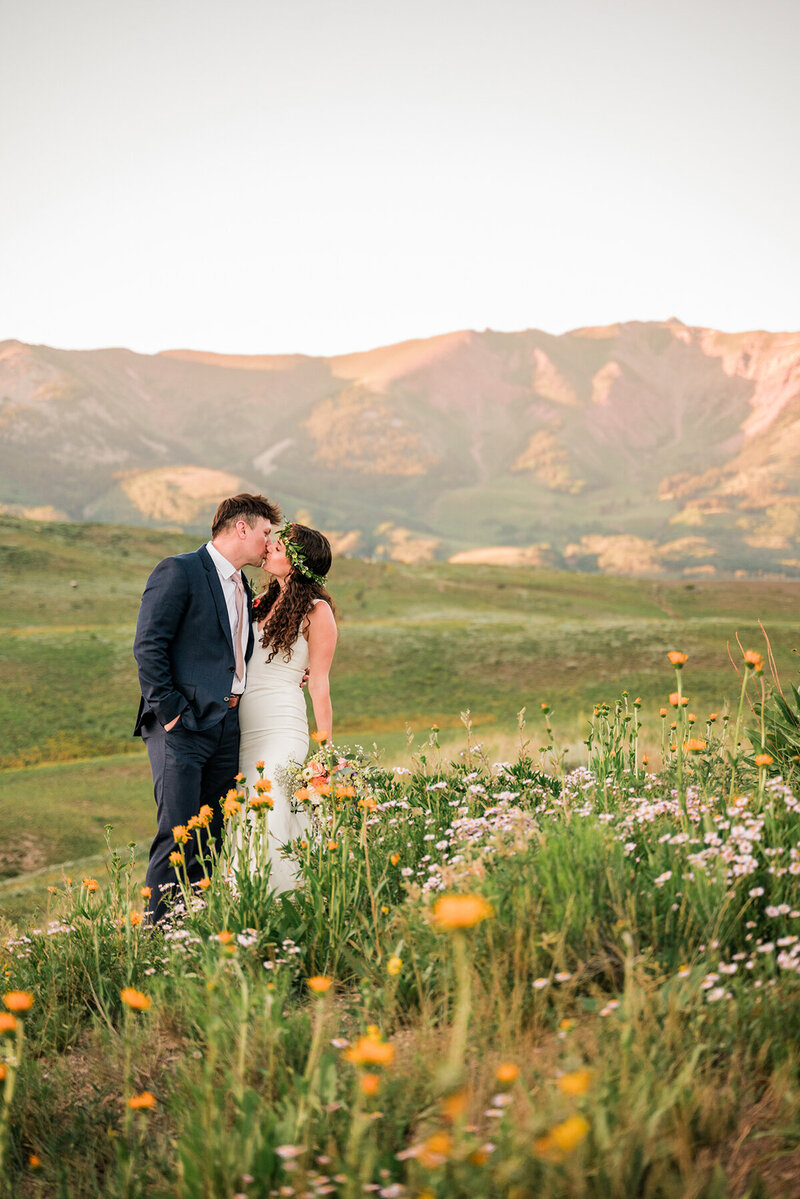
232 570 245 682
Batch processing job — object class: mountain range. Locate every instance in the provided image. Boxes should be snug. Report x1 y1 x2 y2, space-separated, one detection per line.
2 319 800 575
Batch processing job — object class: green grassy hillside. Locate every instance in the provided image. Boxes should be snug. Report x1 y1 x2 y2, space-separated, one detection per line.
2 511 800 916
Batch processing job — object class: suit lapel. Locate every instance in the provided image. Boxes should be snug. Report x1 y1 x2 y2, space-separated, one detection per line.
198 545 235 655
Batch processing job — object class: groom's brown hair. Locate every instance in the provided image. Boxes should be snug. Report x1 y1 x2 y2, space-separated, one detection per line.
211 493 282 537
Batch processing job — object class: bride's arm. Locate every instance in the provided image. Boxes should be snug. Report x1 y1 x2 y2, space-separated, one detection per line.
306 601 338 741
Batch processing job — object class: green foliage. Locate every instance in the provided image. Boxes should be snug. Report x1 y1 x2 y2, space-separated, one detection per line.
751 677 800 780
3 732 800 1196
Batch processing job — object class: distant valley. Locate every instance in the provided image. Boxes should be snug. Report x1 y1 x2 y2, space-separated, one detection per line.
2 319 800 576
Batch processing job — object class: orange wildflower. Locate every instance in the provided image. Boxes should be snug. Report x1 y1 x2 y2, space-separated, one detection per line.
3 991 34 1013
667 651 688 667
172 824 190 844
311 729 330 743
307 976 333 994
534 1114 590 1161
82 877 99 892
28 1155 41 1168
743 650 764 673
441 1088 468 1121
198 877 211 890
556 1069 592 1096
254 778 272 794
344 1031 395 1067
495 1062 519 1085
120 988 151 1011
755 753 773 767
359 1072 381 1096
249 794 274 810
168 851 183 867
255 760 265 771
128 1091 156 1110
222 791 243 819
215 931 234 945
684 739 707 754
418 1131 452 1169
390 852 401 865
140 886 152 899
432 893 494 931
0 1013 17 1034
129 911 143 927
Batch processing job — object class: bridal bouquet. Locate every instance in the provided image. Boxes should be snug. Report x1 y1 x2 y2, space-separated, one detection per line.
287 742 378 821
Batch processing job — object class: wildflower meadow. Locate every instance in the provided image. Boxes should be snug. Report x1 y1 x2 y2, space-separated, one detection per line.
2 647 800 1198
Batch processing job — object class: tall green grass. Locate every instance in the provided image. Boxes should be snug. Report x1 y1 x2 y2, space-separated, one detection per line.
2 658 800 1196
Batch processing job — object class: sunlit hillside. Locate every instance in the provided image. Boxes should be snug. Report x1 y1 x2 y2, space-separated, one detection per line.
2 320 800 574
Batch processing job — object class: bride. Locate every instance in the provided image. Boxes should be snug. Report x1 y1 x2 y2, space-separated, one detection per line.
237 521 337 890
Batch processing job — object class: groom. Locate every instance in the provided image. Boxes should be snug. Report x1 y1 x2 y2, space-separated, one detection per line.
133 493 281 921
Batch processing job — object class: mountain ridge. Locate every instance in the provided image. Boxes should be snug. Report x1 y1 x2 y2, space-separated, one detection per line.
2 320 800 577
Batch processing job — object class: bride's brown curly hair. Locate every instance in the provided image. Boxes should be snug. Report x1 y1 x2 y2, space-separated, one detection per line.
253 524 336 663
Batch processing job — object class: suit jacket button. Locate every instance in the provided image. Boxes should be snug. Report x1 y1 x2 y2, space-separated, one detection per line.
223 695 230 702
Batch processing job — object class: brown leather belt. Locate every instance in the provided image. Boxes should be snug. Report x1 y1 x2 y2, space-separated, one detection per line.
227 694 241 709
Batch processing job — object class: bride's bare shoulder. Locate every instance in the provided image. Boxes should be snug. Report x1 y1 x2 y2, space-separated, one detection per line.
303 598 336 638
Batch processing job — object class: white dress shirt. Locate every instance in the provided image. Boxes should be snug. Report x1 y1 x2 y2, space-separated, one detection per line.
206 541 249 694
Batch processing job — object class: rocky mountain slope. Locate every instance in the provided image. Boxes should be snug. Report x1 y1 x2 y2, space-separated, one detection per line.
2 319 800 575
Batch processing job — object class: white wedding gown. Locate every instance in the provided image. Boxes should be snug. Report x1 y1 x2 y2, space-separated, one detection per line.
237 615 313 891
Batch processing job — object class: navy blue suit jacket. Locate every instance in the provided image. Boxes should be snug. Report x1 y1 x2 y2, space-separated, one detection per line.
133 545 255 736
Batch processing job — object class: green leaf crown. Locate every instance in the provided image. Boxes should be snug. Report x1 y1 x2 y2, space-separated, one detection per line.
278 522 327 587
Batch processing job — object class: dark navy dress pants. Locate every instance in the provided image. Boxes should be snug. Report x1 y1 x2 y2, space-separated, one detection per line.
141 709 239 922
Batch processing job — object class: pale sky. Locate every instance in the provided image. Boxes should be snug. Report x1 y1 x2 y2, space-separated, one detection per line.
2 0 799 356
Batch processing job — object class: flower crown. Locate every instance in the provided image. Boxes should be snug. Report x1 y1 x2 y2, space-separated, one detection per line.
278 522 327 587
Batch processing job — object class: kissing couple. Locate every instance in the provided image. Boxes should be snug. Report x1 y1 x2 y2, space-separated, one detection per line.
133 493 338 923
